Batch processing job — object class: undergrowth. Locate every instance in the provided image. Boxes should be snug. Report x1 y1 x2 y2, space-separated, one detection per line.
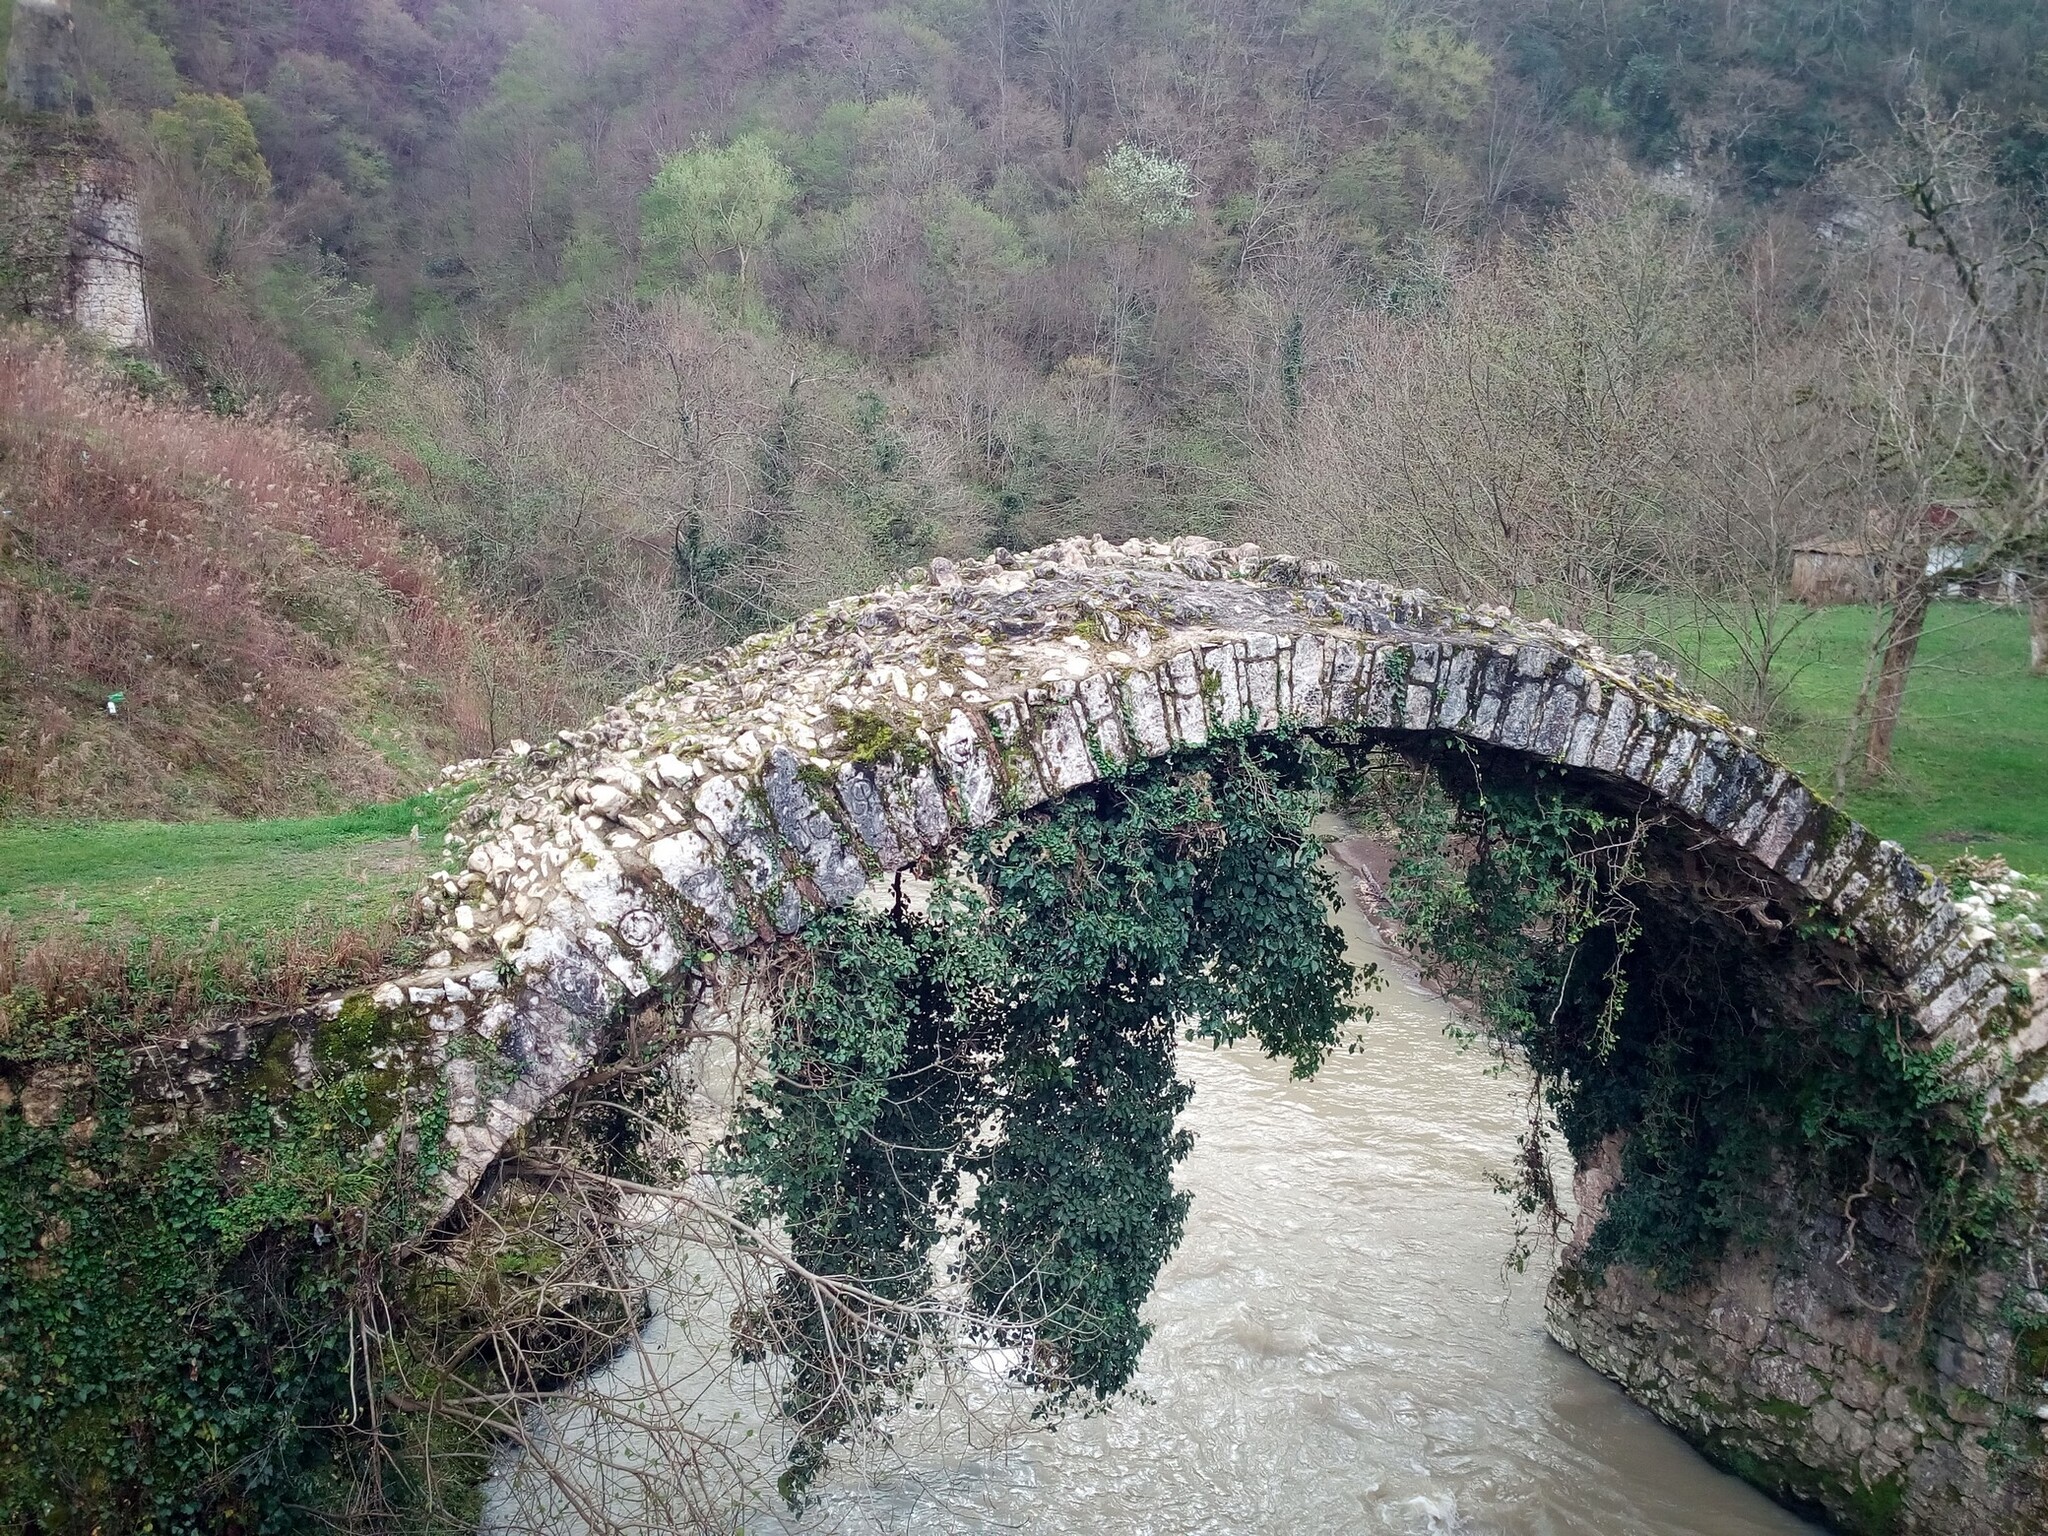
0 1011 468 1533
0 884 648 1532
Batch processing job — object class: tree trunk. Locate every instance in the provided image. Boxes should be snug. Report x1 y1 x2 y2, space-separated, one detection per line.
1862 579 1932 780
2032 586 2047 676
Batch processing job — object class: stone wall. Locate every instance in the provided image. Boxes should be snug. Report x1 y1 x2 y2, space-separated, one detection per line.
56 536 2048 1532
0 114 149 349
1551 1151 2047 1535
67 167 148 347
1 111 92 319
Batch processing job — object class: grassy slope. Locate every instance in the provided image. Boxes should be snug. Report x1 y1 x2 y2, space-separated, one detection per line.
1630 601 2048 874
0 792 457 946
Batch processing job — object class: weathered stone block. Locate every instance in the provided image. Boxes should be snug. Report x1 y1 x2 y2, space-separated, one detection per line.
1163 650 1208 746
1244 632 1282 728
1120 666 1173 756
764 748 868 904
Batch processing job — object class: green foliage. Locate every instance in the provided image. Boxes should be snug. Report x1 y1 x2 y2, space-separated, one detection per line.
1297 0 1394 93
149 92 274 202
1320 139 1423 257
1503 0 2048 193
784 99 872 206
1563 86 1626 138
1376 749 2010 1294
642 133 795 298
1 1112 345 1534
213 1008 442 1248
924 188 1031 302
731 733 1370 1497
254 250 378 399
0 1029 462 1532
1381 26 1494 125
514 215 626 360
112 352 174 398
73 0 180 109
1280 312 1305 420
1612 53 1680 161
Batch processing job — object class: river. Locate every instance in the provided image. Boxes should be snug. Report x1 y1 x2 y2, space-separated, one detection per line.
488 864 1822 1536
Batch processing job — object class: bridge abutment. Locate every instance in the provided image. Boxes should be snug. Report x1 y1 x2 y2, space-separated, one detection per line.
1552 1153 2040 1533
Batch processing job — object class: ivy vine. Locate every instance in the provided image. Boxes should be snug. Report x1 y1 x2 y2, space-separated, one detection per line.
1366 744 2014 1313
730 729 1371 1498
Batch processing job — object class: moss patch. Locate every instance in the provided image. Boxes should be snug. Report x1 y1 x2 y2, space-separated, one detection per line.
831 705 930 768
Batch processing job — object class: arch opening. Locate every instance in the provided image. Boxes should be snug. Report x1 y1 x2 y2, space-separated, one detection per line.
625 724 2024 1526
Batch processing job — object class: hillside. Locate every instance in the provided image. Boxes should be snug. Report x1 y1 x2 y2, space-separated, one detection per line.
0 328 569 820
0 0 2031 710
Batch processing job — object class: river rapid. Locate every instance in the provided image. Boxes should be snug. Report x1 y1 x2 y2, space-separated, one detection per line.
489 864 1821 1536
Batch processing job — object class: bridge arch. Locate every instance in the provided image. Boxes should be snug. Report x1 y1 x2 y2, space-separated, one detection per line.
420 538 2035 1170
157 537 2048 1532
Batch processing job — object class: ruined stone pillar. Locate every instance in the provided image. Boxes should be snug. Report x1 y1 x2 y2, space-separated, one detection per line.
6 0 90 117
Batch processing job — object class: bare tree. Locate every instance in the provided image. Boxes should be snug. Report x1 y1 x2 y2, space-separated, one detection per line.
1828 260 1974 790
1825 97 2048 781
1026 0 1106 149
1253 170 1722 633
1660 231 1848 728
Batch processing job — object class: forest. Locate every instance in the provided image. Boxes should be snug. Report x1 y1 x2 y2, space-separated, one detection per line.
5 5 2048 1533
3 0 2044 796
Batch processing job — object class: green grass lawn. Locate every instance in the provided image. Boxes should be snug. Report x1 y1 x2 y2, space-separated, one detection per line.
1619 601 2048 876
0 792 456 946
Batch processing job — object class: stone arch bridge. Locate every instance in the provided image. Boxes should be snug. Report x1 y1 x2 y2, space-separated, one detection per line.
148 538 2046 1533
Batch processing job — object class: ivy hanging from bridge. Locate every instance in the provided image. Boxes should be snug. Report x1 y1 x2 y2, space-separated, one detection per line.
1363 743 2016 1314
730 727 1372 1498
